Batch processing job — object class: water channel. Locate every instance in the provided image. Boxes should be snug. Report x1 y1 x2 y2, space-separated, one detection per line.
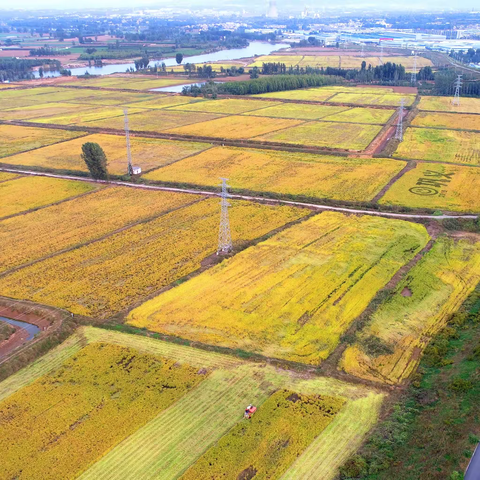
34 41 289 78
0 316 40 341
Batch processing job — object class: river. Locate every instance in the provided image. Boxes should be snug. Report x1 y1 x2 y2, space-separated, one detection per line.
0 316 40 341
34 41 289 78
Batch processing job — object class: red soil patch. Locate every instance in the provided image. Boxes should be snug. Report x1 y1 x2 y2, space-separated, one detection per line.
0 306 51 330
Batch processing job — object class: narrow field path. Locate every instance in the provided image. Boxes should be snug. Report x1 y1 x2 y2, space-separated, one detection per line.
1 167 477 220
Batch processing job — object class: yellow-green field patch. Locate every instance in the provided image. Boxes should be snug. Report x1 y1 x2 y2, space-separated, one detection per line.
393 127 480 165
62 76 197 90
255 88 339 102
0 176 98 217
165 115 304 139
0 102 96 122
411 111 480 131
2 133 210 174
379 163 480 213
0 125 86 158
145 146 406 202
167 98 280 114
256 121 382 150
243 103 350 120
327 92 415 106
122 95 201 110
418 96 480 114
325 107 395 124
128 212 429 365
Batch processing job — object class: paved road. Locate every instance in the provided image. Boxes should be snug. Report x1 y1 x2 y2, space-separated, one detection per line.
466 444 480 480
1 167 478 221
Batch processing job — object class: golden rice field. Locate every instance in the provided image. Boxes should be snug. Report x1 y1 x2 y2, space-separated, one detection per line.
0 176 98 218
0 125 85 158
393 127 480 165
3 133 210 174
121 95 200 110
327 92 416 107
322 107 394 124
256 121 382 150
63 91 157 106
411 111 480 131
0 102 97 122
128 212 429 365
168 98 279 114
380 163 480 213
0 172 21 182
1 326 384 480
32 106 144 126
418 95 480 114
165 114 304 139
181 389 345 480
0 342 204 480
0 199 307 317
83 108 223 132
242 103 349 120
340 236 480 385
256 88 339 102
0 187 198 273
145 146 406 202
61 76 197 90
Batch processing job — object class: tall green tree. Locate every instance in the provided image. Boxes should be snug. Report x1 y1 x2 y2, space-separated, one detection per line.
81 142 108 180
175 53 183 65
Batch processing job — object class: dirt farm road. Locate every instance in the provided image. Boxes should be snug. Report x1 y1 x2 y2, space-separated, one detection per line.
1 167 478 221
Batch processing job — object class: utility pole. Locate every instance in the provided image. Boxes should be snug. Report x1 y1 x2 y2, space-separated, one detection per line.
410 51 417 84
452 74 462 106
217 178 233 255
123 109 133 175
395 98 405 141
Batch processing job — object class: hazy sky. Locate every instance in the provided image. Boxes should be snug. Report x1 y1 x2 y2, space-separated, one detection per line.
1 0 479 10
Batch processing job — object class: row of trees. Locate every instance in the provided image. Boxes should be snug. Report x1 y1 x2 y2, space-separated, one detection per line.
434 70 480 96
0 58 60 82
182 74 343 97
449 48 480 65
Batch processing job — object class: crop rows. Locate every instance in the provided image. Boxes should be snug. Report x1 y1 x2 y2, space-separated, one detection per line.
128 212 430 364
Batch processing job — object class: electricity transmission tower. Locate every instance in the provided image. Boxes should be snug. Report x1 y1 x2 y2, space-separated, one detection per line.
217 178 233 255
452 74 462 106
123 109 134 175
395 98 405 141
410 51 417 84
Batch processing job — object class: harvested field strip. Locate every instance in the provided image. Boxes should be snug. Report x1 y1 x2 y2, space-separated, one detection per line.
340 236 480 385
181 389 345 480
82 109 225 132
128 212 429 365
0 199 308 317
0 124 85 158
80 368 271 480
393 127 480 165
0 176 99 218
411 111 480 131
280 393 384 480
167 98 280 114
2 133 210 175
255 121 383 150
0 187 198 273
164 115 304 139
144 146 406 202
418 96 480 114
0 342 204 480
379 163 480 213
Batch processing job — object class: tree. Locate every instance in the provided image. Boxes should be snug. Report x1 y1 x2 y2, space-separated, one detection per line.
81 142 108 180
176 53 183 65
38 67 44 78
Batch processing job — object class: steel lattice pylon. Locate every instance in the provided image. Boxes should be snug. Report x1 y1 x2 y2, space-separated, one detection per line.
410 51 417 84
123 109 133 175
217 178 233 255
395 98 405 141
452 74 462 106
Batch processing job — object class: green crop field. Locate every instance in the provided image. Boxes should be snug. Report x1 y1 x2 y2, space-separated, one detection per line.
255 121 382 150
0 326 384 480
393 127 480 165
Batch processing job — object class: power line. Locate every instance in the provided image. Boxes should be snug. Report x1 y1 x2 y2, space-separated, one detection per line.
217 178 233 255
395 98 405 141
